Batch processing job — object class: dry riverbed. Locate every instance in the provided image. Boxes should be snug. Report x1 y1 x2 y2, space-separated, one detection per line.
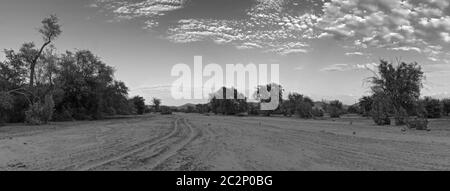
1 113 449 171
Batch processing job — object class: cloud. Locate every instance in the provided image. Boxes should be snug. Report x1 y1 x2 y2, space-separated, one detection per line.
321 62 378 72
92 0 186 24
345 52 364 56
320 64 350 72
389 47 422 53
93 0 450 59
317 0 450 61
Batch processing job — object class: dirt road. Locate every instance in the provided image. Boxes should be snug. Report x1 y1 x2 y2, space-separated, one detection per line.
1 113 449 171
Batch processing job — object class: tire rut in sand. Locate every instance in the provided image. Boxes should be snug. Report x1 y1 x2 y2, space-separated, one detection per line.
82 117 196 170
71 117 181 171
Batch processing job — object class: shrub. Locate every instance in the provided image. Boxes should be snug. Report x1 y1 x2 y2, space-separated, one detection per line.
347 104 360 114
443 99 450 116
394 107 408 126
312 108 324 117
130 96 146 115
406 117 428 130
25 95 54 125
371 93 391 126
160 106 172 115
296 102 313 119
327 100 344 118
0 91 13 125
421 97 442 118
52 109 74 121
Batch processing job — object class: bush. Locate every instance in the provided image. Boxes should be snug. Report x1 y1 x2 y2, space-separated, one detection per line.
327 100 343 118
312 108 324 117
296 102 313 119
394 107 408 126
160 106 172 115
421 97 442 118
52 108 74 121
25 95 54 125
443 99 450 116
328 106 342 118
371 93 391 126
0 91 13 125
130 96 146 115
406 117 428 130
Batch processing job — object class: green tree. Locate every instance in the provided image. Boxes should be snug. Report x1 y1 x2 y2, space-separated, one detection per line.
152 98 162 112
421 97 442 118
328 100 344 118
29 15 62 87
442 99 450 116
358 96 373 117
131 96 146 115
371 91 391 125
369 60 424 125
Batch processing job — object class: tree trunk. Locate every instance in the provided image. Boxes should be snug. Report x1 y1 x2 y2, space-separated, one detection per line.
30 41 51 87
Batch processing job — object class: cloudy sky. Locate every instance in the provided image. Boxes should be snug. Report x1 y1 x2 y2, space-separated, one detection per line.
1 0 450 105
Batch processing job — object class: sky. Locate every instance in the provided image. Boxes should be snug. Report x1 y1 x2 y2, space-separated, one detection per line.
1 0 450 105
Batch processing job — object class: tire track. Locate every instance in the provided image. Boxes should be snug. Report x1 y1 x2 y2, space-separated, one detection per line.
81 116 196 171
72 117 182 171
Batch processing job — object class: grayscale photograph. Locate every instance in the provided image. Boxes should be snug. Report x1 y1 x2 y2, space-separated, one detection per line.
1 0 450 172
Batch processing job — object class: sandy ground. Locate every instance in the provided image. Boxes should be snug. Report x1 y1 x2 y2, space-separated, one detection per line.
0 113 449 171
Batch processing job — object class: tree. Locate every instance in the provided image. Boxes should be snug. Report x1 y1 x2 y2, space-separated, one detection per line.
152 98 161 112
442 99 450 116
0 91 13 125
347 104 360 114
421 97 442 118
371 91 391 125
283 93 314 118
359 96 373 117
369 60 424 125
131 96 146 115
328 100 343 118
209 87 248 115
29 15 62 87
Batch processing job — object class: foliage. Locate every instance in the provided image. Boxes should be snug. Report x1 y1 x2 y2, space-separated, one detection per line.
369 60 424 125
358 96 373 117
130 96 146 115
160 106 173 115
209 87 248 115
0 91 13 125
0 16 144 124
371 92 391 126
283 93 314 119
247 102 260 116
152 98 161 112
327 100 344 118
406 117 428 130
347 104 361 114
443 99 450 116
420 97 442 118
25 94 54 125
312 108 324 117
